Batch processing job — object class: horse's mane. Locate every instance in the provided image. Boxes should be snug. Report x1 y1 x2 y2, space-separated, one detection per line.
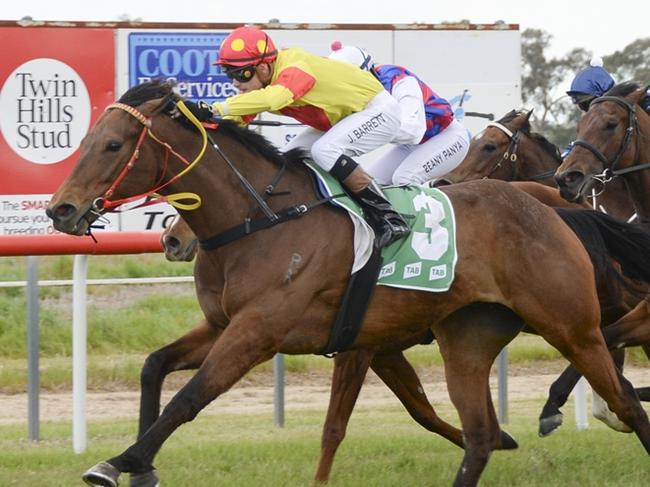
497 110 562 163
117 79 307 168
605 81 641 97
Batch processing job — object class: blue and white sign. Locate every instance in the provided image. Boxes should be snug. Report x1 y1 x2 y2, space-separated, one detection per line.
127 31 237 103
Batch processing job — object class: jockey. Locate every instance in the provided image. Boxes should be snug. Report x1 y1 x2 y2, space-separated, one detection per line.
566 57 615 112
208 26 409 248
329 42 470 186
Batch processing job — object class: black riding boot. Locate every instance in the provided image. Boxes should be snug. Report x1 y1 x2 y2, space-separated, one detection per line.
330 155 410 248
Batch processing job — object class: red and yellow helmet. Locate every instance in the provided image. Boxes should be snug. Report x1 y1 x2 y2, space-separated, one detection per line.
215 26 278 67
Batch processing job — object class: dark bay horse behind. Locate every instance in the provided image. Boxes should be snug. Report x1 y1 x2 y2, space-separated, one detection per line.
47 81 650 487
435 107 649 435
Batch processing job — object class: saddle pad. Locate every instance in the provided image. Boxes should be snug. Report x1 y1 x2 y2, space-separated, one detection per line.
378 186 457 292
305 161 457 292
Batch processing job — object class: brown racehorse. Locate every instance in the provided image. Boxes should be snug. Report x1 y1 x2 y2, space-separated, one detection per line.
554 80 650 405
46 81 650 487
436 107 650 435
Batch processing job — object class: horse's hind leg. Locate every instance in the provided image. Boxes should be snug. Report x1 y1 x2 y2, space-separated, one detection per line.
433 304 523 487
370 350 465 448
543 325 650 453
315 350 374 484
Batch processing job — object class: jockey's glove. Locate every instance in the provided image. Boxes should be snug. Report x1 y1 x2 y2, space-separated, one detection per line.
210 101 248 126
182 100 215 122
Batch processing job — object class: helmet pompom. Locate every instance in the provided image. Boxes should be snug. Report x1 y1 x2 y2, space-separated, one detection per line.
331 40 343 51
590 56 604 67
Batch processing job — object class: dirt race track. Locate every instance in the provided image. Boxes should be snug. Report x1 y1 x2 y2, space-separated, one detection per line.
1 364 647 425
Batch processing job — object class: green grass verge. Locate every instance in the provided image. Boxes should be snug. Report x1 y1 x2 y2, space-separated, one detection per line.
1 254 648 392
0 400 647 486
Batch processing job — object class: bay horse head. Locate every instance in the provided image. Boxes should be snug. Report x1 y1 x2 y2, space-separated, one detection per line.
47 79 306 240
555 82 650 220
46 81 182 235
435 109 560 186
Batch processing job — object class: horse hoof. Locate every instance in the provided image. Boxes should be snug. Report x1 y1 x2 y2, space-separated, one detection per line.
538 413 563 437
592 393 633 433
130 470 160 487
82 461 121 487
592 409 633 433
499 430 518 450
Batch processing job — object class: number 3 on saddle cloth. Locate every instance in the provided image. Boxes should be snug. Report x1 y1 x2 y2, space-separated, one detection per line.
306 161 458 355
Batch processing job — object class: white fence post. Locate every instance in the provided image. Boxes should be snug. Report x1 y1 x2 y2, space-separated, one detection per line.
574 376 589 430
73 254 88 453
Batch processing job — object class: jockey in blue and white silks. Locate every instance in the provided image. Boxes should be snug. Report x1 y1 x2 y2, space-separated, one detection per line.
329 42 470 186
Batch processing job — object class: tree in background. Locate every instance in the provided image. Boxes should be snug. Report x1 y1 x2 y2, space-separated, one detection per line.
521 29 649 150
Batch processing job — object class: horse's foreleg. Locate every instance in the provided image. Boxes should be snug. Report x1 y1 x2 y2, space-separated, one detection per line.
370 350 464 448
314 350 373 484
539 348 625 437
83 314 280 487
127 320 220 487
137 319 219 439
547 327 650 454
603 299 650 349
538 364 580 436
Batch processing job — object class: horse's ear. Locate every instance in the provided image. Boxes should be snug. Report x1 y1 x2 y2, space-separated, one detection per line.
627 85 650 105
510 109 533 131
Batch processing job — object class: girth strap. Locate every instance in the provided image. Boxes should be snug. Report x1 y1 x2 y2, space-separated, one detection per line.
199 196 340 250
320 246 384 355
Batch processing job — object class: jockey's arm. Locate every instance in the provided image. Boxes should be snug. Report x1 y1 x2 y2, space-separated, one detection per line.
390 76 426 145
212 84 295 118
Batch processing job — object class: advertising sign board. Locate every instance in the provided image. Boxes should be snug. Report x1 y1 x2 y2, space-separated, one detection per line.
0 27 115 235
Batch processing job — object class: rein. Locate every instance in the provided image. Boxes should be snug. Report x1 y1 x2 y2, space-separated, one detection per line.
484 122 556 182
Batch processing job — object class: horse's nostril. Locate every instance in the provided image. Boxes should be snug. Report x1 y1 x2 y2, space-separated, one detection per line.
48 203 78 221
165 236 180 251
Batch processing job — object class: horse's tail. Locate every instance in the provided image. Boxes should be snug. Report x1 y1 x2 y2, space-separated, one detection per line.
554 208 650 298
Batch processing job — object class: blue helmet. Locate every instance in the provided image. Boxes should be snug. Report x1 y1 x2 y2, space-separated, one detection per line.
566 58 615 98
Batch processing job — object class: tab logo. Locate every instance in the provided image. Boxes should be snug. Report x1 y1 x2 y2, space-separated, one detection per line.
403 262 422 279
0 58 90 164
429 264 447 280
379 261 396 279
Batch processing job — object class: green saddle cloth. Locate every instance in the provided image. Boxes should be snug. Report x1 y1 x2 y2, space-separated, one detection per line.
305 161 457 293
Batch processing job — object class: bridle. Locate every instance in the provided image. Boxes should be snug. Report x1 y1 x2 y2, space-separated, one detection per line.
572 96 650 185
482 121 556 182
92 101 206 213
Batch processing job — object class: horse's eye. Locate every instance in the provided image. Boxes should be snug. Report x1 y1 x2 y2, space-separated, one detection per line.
605 121 618 131
482 144 497 153
106 141 122 152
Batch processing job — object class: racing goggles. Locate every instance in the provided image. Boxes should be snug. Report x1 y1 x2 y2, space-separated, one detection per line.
223 65 256 83
572 94 595 113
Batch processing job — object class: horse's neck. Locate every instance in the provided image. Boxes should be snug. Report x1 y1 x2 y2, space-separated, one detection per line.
620 114 650 221
519 137 559 186
169 135 320 241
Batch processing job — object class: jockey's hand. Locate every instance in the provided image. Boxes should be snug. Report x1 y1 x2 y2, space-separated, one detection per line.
183 100 214 122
